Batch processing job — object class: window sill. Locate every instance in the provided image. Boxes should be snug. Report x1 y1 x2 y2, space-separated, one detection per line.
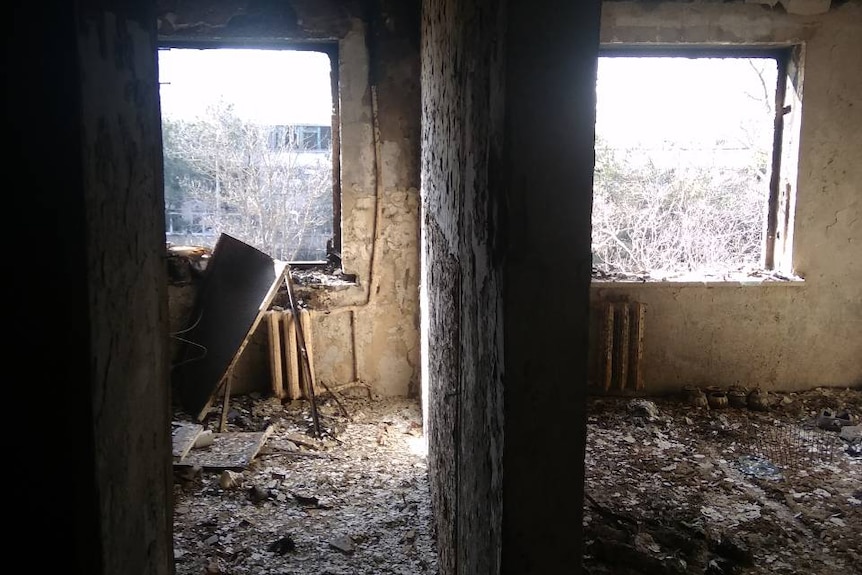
591 279 806 288
287 261 358 289
591 268 805 287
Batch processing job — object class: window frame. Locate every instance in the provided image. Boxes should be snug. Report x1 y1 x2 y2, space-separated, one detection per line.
595 44 796 273
157 40 342 265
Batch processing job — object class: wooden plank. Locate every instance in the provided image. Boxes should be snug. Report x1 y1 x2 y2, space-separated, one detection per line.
282 310 302 400
299 308 318 394
172 422 203 463
617 303 630 390
603 302 614 391
285 268 320 436
267 311 285 400
764 53 790 270
631 302 646 391
179 426 274 470
219 370 233 433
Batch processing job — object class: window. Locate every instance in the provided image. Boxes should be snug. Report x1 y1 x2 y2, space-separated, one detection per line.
269 125 333 152
591 48 802 280
158 45 338 263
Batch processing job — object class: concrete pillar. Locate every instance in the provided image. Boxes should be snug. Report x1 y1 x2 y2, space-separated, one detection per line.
502 0 602 572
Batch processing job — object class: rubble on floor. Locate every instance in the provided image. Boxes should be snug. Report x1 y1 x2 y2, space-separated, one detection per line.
172 394 438 575
583 386 861 575
172 385 859 575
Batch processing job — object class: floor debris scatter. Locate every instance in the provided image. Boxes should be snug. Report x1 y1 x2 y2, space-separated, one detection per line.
583 387 861 575
172 394 438 575
173 385 859 574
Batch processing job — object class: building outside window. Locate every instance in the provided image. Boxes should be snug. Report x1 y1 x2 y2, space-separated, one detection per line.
159 46 338 262
592 48 801 280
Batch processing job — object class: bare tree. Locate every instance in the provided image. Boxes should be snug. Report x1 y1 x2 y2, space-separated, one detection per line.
591 58 775 277
592 138 767 276
163 101 333 261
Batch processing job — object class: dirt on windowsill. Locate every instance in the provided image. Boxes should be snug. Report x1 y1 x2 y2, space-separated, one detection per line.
591 265 804 284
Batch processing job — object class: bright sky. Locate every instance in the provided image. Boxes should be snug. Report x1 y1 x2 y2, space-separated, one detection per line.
157 49 775 152
158 48 333 125
595 56 777 150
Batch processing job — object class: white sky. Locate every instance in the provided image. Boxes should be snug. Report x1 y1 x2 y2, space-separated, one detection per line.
157 49 776 150
158 48 333 125
595 56 777 150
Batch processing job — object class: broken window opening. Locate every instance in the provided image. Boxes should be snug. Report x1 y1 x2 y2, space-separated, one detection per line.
591 46 802 282
159 43 341 264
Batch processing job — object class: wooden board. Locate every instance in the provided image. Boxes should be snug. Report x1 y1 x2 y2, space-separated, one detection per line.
267 311 285 399
178 426 274 470
171 233 287 420
282 310 302 400
299 308 318 395
172 422 203 462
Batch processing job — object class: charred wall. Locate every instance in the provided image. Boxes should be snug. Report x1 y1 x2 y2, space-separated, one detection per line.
421 0 602 573
592 1 862 393
421 0 506 571
160 0 424 399
10 1 174 574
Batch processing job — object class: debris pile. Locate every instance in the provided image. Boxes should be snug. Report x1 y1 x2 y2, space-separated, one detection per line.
584 386 861 574
172 394 438 575
171 384 859 575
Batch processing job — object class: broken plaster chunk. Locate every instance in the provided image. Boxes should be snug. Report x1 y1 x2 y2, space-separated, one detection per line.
194 430 214 448
839 425 861 442
628 399 660 422
219 470 243 490
329 535 355 554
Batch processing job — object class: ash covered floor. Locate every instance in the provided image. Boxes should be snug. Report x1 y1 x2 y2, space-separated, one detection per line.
583 387 861 575
172 387 860 575
172 394 438 575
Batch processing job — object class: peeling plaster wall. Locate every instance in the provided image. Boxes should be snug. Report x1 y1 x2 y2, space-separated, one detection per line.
160 0 421 397
594 1 862 393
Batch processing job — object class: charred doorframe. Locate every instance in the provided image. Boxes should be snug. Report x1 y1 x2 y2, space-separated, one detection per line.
156 39 342 266
597 44 802 272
